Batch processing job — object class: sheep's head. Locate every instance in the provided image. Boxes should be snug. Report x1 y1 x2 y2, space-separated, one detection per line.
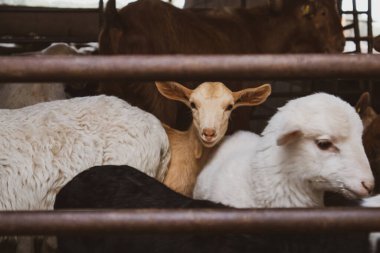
269 93 374 199
356 92 380 194
156 81 271 147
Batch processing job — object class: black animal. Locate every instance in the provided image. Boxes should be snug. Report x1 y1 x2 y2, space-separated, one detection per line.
55 165 369 253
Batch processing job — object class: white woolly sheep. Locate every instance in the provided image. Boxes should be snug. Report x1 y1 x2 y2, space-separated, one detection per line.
156 81 271 196
360 195 380 253
194 93 374 208
0 94 169 253
0 43 85 109
0 95 170 211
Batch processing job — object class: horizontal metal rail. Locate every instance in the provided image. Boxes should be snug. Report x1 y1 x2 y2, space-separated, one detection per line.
1 208 380 236
0 54 380 82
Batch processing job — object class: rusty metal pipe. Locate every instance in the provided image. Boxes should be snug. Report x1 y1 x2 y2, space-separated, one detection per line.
0 55 379 82
1 208 380 236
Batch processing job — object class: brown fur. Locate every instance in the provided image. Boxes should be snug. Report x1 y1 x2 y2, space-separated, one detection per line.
374 35 380 53
356 92 380 194
98 0 344 130
157 82 271 197
163 125 213 196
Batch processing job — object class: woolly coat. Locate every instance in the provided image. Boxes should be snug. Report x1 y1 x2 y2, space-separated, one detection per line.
0 95 170 210
194 93 373 208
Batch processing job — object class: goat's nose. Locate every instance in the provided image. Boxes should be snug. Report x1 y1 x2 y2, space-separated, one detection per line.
362 181 374 195
202 128 216 138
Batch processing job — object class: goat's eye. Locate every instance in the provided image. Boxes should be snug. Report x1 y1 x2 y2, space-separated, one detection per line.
226 104 233 111
315 139 333 151
190 102 197 109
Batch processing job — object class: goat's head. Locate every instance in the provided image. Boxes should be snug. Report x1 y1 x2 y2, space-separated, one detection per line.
270 93 374 199
290 0 345 53
156 81 271 147
356 92 380 194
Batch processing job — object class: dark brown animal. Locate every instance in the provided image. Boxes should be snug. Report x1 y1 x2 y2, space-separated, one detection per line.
356 92 380 194
325 92 380 207
98 0 345 130
374 35 380 53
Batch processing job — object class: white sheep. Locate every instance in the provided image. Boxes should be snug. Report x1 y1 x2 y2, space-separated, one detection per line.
0 43 83 109
0 95 170 211
156 81 271 196
360 195 380 253
194 93 374 208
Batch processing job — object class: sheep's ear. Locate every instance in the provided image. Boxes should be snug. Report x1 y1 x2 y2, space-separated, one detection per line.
233 84 271 108
155 81 192 104
355 92 378 129
277 129 303 146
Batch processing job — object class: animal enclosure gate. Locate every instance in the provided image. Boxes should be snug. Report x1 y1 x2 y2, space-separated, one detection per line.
1 0 380 250
0 54 380 236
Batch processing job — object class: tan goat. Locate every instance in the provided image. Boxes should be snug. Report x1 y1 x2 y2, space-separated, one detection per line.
156 81 271 196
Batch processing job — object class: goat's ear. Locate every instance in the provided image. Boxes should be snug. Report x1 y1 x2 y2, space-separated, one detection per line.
233 84 271 108
98 0 124 54
156 81 192 104
355 92 378 129
104 0 121 28
356 92 372 117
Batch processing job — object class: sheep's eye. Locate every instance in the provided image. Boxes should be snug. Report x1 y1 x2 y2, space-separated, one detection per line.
226 104 233 111
190 102 197 109
315 139 333 151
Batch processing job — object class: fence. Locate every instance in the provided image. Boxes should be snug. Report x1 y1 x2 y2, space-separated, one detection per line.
0 54 380 235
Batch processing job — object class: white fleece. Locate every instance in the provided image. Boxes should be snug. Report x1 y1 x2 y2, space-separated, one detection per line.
0 95 170 211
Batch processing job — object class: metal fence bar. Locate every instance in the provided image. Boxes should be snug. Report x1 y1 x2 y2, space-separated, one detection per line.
367 0 373 53
1 208 380 235
0 55 380 82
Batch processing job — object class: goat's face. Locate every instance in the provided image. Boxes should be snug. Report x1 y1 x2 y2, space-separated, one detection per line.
292 0 345 53
188 83 236 147
356 92 380 194
156 81 271 147
274 93 374 199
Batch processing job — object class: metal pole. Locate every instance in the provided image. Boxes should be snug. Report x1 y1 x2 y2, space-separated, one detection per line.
0 55 379 82
0 209 380 235
352 0 361 53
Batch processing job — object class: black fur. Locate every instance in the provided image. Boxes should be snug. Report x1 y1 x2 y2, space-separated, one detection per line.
55 165 369 253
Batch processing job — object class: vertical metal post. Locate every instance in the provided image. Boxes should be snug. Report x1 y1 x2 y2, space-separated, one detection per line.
367 0 373 53
352 0 361 53
99 0 104 30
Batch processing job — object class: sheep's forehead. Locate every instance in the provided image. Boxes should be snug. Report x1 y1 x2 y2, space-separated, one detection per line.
191 82 234 104
279 93 363 139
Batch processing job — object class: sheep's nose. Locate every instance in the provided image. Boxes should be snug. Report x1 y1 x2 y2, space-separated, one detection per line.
202 128 216 138
362 181 374 195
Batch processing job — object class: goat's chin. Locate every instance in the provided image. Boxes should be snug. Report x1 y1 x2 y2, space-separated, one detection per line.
200 138 219 148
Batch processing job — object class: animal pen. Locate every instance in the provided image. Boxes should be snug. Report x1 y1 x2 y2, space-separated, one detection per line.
0 0 380 252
